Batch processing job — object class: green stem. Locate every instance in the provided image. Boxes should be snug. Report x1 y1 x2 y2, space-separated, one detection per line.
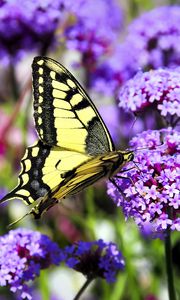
39 270 50 300
164 230 176 300
9 62 19 101
128 0 139 19
73 277 94 300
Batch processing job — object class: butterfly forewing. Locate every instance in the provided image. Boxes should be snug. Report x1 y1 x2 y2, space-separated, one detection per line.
32 57 115 155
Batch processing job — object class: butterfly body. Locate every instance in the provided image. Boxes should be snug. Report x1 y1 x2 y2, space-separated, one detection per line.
0 57 134 219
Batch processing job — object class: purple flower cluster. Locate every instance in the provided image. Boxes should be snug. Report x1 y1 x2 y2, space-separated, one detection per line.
107 128 180 237
0 229 125 298
63 239 125 283
65 0 123 67
0 0 65 64
125 6 180 71
90 6 180 97
0 228 63 299
91 44 135 96
118 68 180 126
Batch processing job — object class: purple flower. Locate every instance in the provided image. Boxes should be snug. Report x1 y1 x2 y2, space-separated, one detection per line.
118 68 180 127
107 128 180 237
63 239 125 283
123 6 180 72
0 228 63 299
65 0 123 67
98 104 124 143
90 44 135 96
0 0 65 64
91 6 180 97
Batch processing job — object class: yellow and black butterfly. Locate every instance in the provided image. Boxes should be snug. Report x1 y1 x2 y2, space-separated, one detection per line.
0 57 134 219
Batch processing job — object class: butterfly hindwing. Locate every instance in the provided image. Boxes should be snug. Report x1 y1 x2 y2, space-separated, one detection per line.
2 140 91 206
26 151 123 218
1 141 51 205
32 57 115 155
30 160 107 218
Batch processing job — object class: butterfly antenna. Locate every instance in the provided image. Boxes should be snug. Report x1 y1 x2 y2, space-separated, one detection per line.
124 114 138 142
126 142 164 153
135 141 164 152
129 115 137 134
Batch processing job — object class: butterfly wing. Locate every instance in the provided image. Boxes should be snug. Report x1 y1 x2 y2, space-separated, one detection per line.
29 155 110 218
32 56 115 155
1 140 91 205
0 56 116 216
23 151 126 219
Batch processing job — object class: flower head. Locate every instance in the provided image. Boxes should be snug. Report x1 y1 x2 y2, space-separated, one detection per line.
107 128 180 237
124 6 180 72
63 239 125 283
0 228 63 299
91 6 180 97
90 44 135 96
65 0 123 67
0 0 65 64
118 68 180 127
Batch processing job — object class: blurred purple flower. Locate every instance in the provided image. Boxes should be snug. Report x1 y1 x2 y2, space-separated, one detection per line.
29 291 60 300
0 0 65 64
65 0 123 67
0 188 6 201
91 6 180 97
63 239 125 283
107 128 180 237
98 104 122 144
124 6 180 72
99 104 145 143
0 228 63 299
118 68 180 127
90 44 136 96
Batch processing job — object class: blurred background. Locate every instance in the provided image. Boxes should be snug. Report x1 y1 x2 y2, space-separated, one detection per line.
0 0 179 299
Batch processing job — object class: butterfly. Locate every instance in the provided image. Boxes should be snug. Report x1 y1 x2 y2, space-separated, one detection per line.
0 57 134 220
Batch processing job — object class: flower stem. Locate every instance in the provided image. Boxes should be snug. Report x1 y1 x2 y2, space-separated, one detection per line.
128 0 139 18
164 229 176 300
73 277 94 300
9 62 19 101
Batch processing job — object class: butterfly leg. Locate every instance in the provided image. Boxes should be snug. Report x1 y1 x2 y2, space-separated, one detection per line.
109 177 143 218
115 166 135 177
113 169 148 215
109 178 129 202
114 167 135 187
109 166 137 203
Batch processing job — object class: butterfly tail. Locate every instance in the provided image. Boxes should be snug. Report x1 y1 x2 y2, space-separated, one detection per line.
0 186 29 205
0 190 16 204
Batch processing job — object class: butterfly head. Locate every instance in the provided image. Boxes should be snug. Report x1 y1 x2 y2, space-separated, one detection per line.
123 151 134 162
109 150 134 178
